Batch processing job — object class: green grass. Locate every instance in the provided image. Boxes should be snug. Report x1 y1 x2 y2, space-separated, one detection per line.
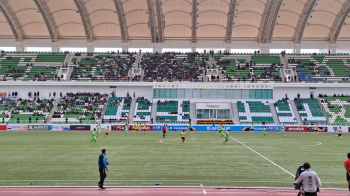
0 131 348 188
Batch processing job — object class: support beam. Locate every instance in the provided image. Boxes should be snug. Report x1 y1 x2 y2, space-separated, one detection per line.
51 41 60 52
74 0 95 42
34 0 60 42
225 0 237 43
0 0 25 41
258 0 274 43
293 0 317 43
146 0 157 43
265 0 283 43
293 43 301 54
191 0 198 43
328 0 350 43
113 0 129 42
155 0 165 42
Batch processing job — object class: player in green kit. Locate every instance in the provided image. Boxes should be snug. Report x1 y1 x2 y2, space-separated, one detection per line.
263 126 267 136
96 124 101 137
187 124 192 134
89 128 97 147
124 124 128 135
219 125 224 137
280 125 286 136
137 123 141 135
223 129 230 144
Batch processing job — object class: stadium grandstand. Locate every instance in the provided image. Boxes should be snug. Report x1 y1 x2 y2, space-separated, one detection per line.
0 0 350 195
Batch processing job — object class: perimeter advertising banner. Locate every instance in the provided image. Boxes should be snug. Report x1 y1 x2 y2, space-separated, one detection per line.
286 126 328 132
6 124 28 131
70 125 91 131
151 125 282 132
112 125 152 131
49 125 70 131
0 125 6 131
28 125 50 131
330 126 348 133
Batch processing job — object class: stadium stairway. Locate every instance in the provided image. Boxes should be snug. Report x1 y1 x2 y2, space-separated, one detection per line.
209 55 214 69
151 101 157 123
290 100 303 125
48 98 60 121
232 102 240 124
128 98 137 123
190 102 196 124
269 103 280 125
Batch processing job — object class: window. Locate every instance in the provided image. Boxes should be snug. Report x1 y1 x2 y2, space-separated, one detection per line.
0 47 16 52
60 47 87 52
26 47 51 52
94 48 121 53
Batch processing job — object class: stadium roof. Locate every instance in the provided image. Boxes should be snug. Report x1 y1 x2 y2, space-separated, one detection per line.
0 0 349 43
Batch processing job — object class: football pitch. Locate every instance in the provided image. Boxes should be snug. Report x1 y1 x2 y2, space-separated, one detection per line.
0 131 348 189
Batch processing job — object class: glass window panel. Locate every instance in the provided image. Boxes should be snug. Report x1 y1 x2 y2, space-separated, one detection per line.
196 109 203 119
233 89 241 99
226 89 234 99
154 89 159 98
203 109 210 119
209 89 218 99
218 89 225 99
268 89 273 99
201 89 209 99
261 89 268 99
185 89 192 99
256 90 262 99
177 89 184 99
159 89 166 99
165 89 171 98
249 90 256 99
242 90 249 99
171 89 177 98
193 89 200 98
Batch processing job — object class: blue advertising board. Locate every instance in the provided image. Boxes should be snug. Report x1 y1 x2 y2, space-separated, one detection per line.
152 125 282 132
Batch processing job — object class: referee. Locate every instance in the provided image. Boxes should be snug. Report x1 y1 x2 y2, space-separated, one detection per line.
98 149 109 189
345 153 350 194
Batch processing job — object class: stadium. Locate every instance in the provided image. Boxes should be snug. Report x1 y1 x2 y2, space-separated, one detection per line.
0 0 350 195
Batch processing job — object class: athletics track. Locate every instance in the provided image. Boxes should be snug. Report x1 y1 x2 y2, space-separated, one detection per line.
0 187 348 196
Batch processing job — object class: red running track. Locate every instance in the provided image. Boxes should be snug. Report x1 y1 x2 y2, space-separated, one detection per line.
0 187 349 196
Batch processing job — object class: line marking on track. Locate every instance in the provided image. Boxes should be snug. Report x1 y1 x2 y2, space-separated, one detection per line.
230 136 295 178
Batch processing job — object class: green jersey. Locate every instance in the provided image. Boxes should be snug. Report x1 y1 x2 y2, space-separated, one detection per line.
91 131 96 140
96 126 100 134
281 126 285 132
224 131 229 139
124 125 128 132
220 126 224 132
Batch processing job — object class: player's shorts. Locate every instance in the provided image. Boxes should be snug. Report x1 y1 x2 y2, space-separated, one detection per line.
346 172 350 181
105 133 109 135
91 137 96 140
251 129 254 131
338 133 342 136
181 137 185 141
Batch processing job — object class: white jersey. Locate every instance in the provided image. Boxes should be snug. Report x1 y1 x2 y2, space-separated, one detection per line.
294 170 321 193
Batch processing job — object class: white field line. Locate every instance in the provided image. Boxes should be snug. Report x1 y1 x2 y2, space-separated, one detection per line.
203 190 207 194
229 136 295 178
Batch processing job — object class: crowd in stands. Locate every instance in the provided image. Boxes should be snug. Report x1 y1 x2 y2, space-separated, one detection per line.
52 92 107 123
141 52 206 82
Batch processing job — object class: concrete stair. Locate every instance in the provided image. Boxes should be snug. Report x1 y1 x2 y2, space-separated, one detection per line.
128 98 137 123
189 102 196 124
269 103 280 125
290 100 303 125
232 102 240 125
151 101 158 124
48 97 60 122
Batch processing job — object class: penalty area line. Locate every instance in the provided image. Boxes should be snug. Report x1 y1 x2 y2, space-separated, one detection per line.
230 136 295 178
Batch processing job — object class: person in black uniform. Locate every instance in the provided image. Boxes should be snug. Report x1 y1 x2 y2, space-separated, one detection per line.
98 149 109 189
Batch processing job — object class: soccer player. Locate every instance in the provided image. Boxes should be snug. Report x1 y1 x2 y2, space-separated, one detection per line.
218 124 224 137
180 130 186 144
313 125 318 134
96 124 101 137
162 124 167 138
124 124 128 136
223 129 230 144
132 123 136 134
337 127 343 140
90 128 97 147
187 124 192 134
137 123 141 134
143 123 146 134
105 126 109 139
263 126 267 136
251 124 254 133
344 153 350 194
280 124 286 136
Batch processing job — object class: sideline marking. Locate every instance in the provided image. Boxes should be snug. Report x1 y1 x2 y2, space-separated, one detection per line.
230 136 295 178
307 142 321 147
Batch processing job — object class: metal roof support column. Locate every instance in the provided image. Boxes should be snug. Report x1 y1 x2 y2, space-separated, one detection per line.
146 0 157 43
191 0 198 43
258 0 274 43
293 0 317 43
225 0 237 43
0 0 25 41
265 0 283 43
114 0 129 42
329 0 350 44
155 0 165 42
74 0 95 42
33 0 60 42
